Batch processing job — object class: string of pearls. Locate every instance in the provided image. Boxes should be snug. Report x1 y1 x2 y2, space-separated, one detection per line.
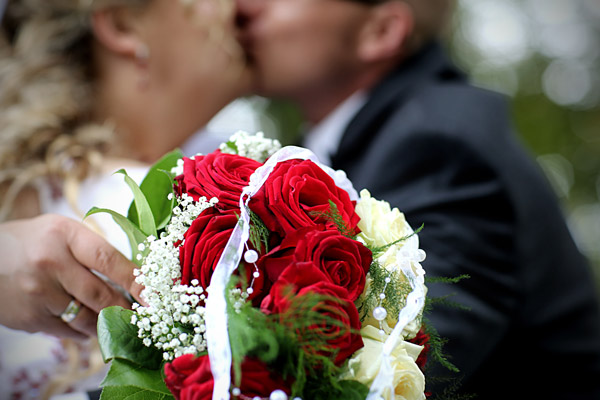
243 247 260 296
373 275 393 337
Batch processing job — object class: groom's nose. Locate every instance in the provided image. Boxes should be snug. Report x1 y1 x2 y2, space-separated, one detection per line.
235 0 267 29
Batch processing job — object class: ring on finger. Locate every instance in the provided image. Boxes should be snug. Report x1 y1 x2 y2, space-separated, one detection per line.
60 299 82 323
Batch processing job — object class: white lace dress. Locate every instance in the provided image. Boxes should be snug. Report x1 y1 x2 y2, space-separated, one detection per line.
0 165 148 400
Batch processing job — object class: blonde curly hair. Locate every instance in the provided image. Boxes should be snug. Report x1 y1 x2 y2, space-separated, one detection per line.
0 2 151 399
0 0 151 220
1 1 238 398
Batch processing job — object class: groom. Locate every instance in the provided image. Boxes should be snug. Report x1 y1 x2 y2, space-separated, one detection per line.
236 0 600 398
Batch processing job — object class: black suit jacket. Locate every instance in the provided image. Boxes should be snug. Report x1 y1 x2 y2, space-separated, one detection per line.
330 42 600 399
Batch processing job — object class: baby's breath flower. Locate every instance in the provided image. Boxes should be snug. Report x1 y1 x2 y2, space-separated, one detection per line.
171 158 185 176
131 193 219 360
219 131 281 163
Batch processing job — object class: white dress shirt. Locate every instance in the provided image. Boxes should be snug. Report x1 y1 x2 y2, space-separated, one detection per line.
304 91 367 166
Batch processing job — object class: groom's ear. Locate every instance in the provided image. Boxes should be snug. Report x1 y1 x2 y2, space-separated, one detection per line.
91 7 143 58
356 0 414 63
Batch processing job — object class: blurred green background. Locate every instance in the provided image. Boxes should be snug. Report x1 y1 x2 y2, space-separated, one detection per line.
445 0 600 284
210 0 600 283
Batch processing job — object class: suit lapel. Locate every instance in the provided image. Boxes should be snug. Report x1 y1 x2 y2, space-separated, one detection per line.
331 42 464 170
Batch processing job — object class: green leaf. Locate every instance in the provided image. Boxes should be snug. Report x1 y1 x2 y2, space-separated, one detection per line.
101 358 172 396
128 149 183 231
224 140 238 153
85 207 148 265
115 169 157 237
100 384 174 400
97 306 163 369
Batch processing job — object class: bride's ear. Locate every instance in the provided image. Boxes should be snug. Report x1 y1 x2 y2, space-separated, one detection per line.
91 8 143 58
356 0 414 63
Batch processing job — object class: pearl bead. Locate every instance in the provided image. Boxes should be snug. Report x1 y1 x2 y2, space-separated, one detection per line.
232 387 241 396
270 389 288 400
384 277 391 284
244 250 259 264
253 271 261 278
247 287 254 295
416 249 426 262
373 306 388 321
379 293 386 300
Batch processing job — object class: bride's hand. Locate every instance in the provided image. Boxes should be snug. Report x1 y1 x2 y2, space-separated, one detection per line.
0 214 143 339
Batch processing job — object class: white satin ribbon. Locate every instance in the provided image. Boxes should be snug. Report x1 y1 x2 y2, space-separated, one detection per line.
205 146 358 400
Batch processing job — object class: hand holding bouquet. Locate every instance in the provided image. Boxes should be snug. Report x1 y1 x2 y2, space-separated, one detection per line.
92 132 432 400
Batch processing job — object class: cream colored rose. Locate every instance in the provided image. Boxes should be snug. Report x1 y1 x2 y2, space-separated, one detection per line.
355 190 427 338
355 189 411 249
340 326 425 400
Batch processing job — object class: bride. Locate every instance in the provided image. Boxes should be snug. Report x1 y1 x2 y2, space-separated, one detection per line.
0 0 251 398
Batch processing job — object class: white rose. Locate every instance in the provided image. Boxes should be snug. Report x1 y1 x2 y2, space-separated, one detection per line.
355 190 427 338
341 326 426 400
355 189 412 249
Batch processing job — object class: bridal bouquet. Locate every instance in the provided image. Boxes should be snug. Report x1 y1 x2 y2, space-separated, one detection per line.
92 132 432 400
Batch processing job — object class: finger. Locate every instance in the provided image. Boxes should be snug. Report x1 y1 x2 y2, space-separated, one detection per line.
64 304 98 337
63 219 144 302
57 262 133 313
17 296 87 340
45 286 98 338
43 317 88 340
44 289 95 339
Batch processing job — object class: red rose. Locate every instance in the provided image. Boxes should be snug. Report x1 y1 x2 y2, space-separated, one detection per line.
164 353 210 400
179 208 266 301
175 151 261 212
261 263 364 365
260 226 371 301
164 354 291 400
250 159 360 236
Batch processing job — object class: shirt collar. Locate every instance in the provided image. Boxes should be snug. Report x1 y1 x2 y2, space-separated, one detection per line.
303 91 367 166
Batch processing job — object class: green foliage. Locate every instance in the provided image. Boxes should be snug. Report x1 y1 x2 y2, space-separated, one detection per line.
227 286 369 399
248 209 271 253
357 224 425 322
421 315 459 374
427 378 475 400
115 169 157 237
303 378 370 400
98 307 171 400
358 260 413 325
85 150 182 264
97 306 163 369
309 200 357 239
127 149 182 231
84 206 148 265
370 224 424 255
421 275 471 375
100 385 173 400
223 139 239 154
101 359 172 397
426 274 471 286
90 152 183 400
